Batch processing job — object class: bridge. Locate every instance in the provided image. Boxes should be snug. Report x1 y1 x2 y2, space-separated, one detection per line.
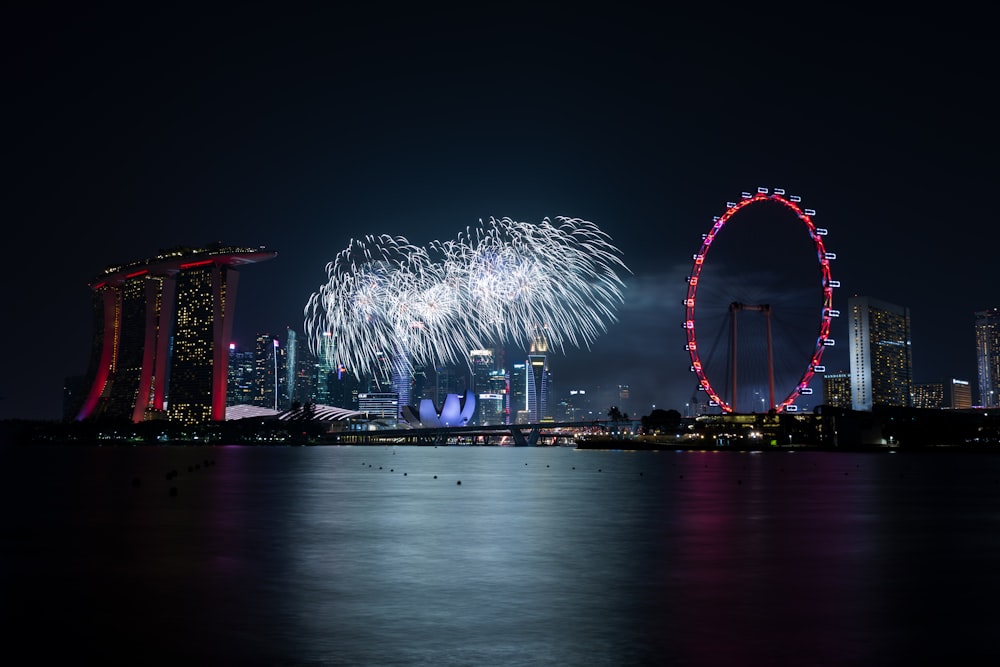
320 420 622 446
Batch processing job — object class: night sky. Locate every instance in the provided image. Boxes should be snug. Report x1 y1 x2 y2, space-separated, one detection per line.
5 6 996 421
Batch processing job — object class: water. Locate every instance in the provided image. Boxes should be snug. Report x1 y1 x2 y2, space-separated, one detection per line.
4 445 1000 665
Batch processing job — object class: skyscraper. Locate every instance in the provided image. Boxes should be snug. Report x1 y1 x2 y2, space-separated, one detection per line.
480 369 507 425
284 327 298 410
227 342 256 406
848 296 913 411
253 333 281 411
508 362 528 424
526 334 552 422
469 348 496 424
77 244 276 424
975 308 1000 408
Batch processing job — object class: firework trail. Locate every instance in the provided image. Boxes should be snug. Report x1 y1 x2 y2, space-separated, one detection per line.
303 217 629 381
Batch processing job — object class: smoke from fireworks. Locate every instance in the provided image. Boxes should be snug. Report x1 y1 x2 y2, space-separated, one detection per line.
303 216 629 381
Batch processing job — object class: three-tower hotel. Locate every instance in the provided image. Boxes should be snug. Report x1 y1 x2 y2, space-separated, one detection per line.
76 244 276 424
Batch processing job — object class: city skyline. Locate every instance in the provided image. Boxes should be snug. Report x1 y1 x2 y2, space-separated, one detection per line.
5 7 997 421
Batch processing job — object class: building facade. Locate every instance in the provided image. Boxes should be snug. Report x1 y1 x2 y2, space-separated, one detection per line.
469 348 504 424
526 335 552 422
822 371 852 409
227 343 256 406
975 308 1000 407
848 296 913 411
508 362 528 424
358 392 399 421
912 379 973 410
77 244 276 424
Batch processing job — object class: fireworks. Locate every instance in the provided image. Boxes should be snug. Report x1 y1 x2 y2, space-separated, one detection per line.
303 217 629 380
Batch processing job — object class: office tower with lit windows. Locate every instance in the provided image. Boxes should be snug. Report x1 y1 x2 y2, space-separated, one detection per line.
253 333 281 410
911 382 944 409
949 378 973 409
975 308 1000 407
822 371 852 409
390 363 410 420
508 362 528 424
469 348 498 424
913 379 973 410
76 244 276 424
470 349 494 393
477 369 507 425
227 343 256 406
526 335 552 421
848 296 913 411
287 329 320 406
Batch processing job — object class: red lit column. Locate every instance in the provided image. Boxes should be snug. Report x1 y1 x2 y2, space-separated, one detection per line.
77 288 121 420
211 265 240 421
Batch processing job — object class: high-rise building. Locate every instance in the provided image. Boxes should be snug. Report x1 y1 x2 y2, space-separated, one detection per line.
527 335 552 421
508 362 528 424
227 342 255 406
77 244 276 424
287 330 319 407
477 369 507 425
975 308 1000 407
950 378 973 410
848 296 913 411
470 349 494 392
284 328 298 410
390 358 410 421
822 371 852 409
253 333 281 410
469 348 497 424
311 331 337 405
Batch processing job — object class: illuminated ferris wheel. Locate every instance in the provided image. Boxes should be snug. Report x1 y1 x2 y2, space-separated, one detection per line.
683 188 840 414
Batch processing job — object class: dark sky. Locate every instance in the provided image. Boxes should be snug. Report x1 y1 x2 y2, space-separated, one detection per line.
4 6 996 420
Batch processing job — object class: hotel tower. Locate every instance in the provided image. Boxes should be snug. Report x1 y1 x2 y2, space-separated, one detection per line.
76 243 276 424
848 295 913 411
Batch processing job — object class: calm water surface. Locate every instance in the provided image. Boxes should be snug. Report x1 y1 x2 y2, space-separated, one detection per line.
4 445 1000 665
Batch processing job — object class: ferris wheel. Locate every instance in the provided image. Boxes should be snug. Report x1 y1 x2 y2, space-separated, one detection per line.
683 188 840 414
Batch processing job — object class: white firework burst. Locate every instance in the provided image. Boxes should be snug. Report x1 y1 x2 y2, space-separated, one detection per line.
304 216 629 381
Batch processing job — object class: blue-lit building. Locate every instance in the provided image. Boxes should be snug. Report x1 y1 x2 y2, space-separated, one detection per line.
527 335 552 422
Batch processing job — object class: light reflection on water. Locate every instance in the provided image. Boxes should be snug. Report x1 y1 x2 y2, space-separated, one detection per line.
4 445 1000 666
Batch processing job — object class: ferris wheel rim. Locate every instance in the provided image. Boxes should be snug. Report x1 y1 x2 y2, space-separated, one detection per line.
683 190 836 413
